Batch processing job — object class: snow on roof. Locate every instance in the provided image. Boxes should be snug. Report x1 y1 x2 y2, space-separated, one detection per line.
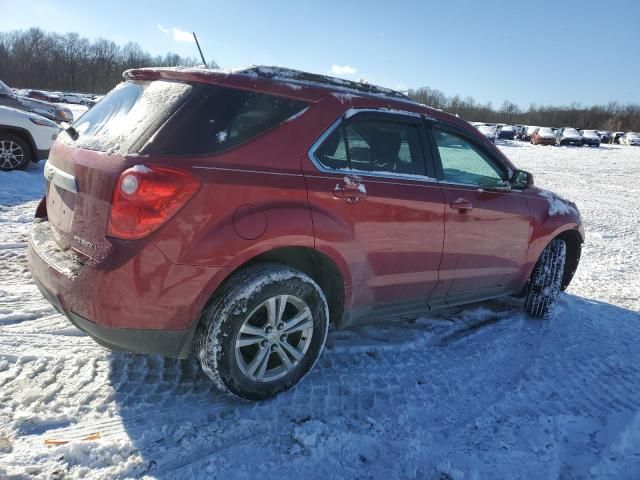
124 65 415 104
235 66 411 100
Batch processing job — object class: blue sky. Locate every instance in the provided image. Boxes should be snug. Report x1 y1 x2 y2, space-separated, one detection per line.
2 0 639 107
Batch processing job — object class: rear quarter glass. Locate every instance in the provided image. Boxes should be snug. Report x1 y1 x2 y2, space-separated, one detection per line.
145 85 309 156
58 80 192 155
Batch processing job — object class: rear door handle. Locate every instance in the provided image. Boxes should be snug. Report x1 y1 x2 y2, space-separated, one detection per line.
450 197 473 212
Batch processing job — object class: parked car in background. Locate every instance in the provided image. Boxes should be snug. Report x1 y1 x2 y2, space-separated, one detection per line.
580 130 601 147
611 132 625 144
0 80 73 124
58 93 85 104
0 106 60 171
556 128 583 146
58 92 96 106
498 125 515 140
522 125 539 142
514 126 529 141
20 89 62 103
620 132 640 146
530 127 556 145
476 124 498 143
27 65 583 400
598 130 612 144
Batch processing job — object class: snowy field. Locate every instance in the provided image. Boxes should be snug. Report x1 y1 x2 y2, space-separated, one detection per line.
0 141 639 479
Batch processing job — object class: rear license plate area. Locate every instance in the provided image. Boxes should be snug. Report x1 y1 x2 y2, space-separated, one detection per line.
46 180 76 232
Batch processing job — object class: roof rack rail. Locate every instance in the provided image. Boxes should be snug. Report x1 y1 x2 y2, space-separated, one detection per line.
236 65 413 102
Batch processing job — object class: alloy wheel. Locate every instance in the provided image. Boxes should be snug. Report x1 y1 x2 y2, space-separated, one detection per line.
0 140 24 169
234 294 314 383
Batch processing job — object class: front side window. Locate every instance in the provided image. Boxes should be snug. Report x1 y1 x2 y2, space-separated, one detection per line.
433 128 507 188
314 118 426 176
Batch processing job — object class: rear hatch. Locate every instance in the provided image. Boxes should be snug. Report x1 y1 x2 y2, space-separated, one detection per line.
43 80 193 266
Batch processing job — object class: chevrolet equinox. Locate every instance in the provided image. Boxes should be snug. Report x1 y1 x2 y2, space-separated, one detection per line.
28 66 584 400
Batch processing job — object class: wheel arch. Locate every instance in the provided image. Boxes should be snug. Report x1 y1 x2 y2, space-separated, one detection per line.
520 226 583 295
199 246 347 331
554 229 582 290
237 246 346 326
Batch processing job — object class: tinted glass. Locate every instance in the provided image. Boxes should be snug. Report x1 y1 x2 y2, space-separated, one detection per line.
314 128 348 169
315 119 426 176
152 86 309 155
62 81 192 154
433 128 507 187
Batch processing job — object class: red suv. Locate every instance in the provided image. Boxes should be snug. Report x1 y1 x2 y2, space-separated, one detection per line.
28 66 584 400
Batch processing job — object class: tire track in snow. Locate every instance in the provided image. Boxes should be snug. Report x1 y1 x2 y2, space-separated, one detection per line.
5 308 549 474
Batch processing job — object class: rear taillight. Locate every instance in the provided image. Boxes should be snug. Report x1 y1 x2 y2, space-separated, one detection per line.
107 165 200 240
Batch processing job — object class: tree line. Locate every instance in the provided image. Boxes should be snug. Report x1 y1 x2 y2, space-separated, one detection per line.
407 86 640 132
0 28 217 94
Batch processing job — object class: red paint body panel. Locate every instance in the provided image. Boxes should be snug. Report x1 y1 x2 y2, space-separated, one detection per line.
435 185 531 297
531 132 557 145
28 235 231 330
303 169 446 309
27 66 584 358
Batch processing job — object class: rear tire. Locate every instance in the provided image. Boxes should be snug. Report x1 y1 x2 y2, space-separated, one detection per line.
196 263 329 401
525 239 567 318
0 133 31 171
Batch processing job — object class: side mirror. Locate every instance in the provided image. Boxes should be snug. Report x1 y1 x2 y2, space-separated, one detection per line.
511 169 534 189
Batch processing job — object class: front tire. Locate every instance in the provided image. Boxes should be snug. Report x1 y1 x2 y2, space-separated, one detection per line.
525 239 567 318
196 263 329 401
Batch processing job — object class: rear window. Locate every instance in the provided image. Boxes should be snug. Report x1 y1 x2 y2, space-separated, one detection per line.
61 80 192 154
149 85 309 155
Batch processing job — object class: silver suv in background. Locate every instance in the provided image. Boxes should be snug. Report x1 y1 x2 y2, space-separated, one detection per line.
0 80 73 124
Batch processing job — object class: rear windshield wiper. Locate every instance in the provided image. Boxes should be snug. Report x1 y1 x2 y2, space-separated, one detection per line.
64 125 79 141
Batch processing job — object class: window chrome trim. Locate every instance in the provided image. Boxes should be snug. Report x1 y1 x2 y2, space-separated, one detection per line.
192 165 303 177
436 180 516 192
306 113 438 184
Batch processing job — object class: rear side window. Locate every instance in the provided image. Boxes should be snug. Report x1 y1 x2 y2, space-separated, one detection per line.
314 118 426 176
62 81 192 154
150 86 309 155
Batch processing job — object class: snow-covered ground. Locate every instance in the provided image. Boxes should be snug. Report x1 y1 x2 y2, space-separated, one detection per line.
0 142 639 479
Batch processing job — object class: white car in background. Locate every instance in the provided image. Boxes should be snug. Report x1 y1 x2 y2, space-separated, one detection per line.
620 132 640 146
0 106 60 171
476 124 498 143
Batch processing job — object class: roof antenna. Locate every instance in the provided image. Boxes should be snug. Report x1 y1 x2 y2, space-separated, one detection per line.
192 32 208 68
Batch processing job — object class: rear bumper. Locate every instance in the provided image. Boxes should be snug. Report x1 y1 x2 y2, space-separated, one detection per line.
33 276 194 358
28 220 232 358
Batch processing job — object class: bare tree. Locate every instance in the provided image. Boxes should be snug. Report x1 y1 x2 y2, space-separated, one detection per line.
407 88 640 131
0 28 218 93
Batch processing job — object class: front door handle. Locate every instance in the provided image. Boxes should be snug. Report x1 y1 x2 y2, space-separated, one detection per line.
332 182 367 204
450 197 473 212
